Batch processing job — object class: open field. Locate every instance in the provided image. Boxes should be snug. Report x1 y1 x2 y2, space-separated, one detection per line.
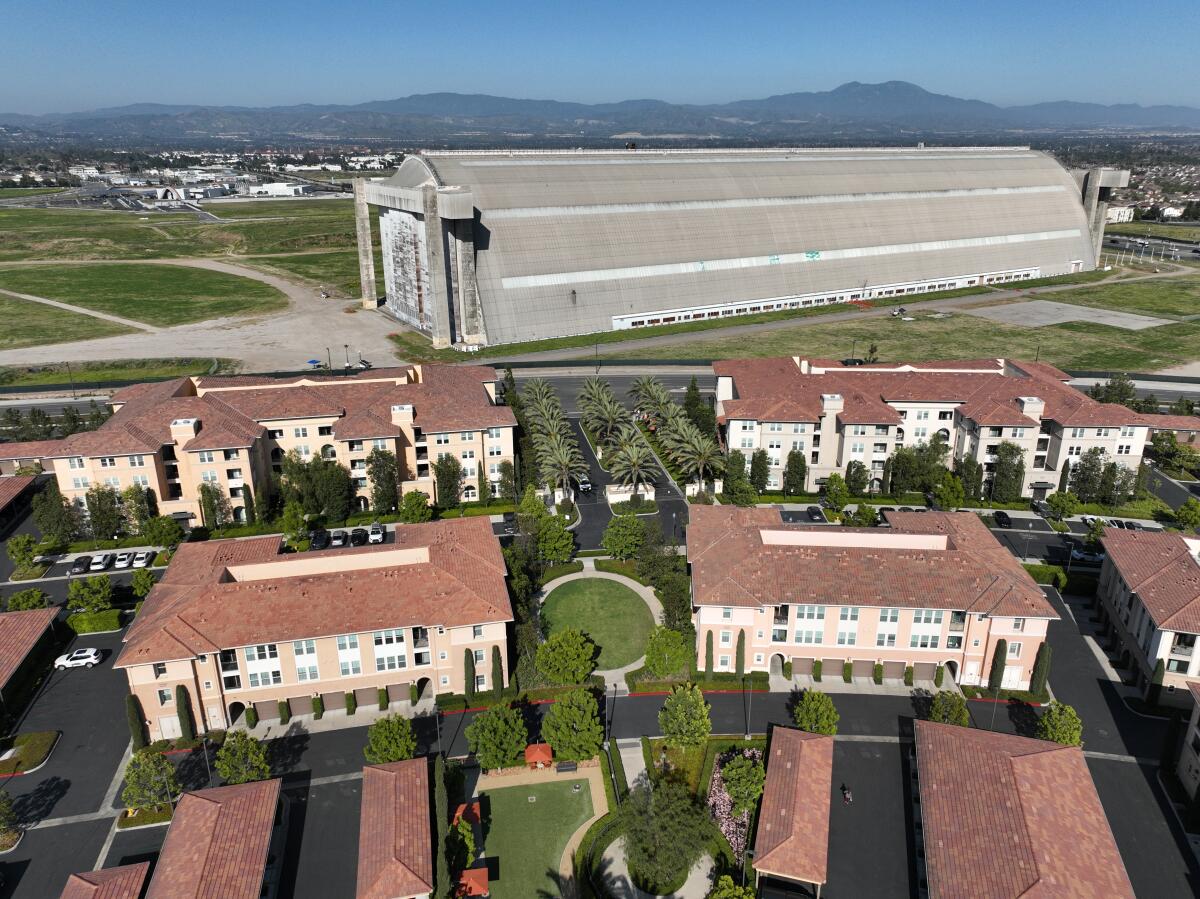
243 248 382 297
204 198 354 219
0 263 287 327
542 578 655 670
478 780 593 899
0 187 66 198
599 307 1200 370
1048 276 1200 318
1108 222 1200 242
0 294 132 349
0 358 236 388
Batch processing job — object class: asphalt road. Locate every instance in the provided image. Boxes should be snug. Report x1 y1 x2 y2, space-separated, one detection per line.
511 371 712 415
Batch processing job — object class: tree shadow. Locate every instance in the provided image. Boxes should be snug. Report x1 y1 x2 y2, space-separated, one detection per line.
266 721 310 775
1007 702 1041 738
11 775 69 826
784 685 805 719
173 747 214 791
910 688 934 720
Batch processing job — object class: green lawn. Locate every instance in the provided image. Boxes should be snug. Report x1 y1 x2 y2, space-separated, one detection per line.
0 187 66 198
242 248 383 297
1108 222 1200 242
205 198 353 219
478 780 593 899
542 577 655 669
0 293 133 348
1047 276 1200 318
0 358 236 387
0 263 287 326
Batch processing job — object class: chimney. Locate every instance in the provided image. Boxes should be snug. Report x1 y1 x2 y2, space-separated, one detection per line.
170 418 200 440
1016 396 1045 419
390 403 414 425
820 394 843 415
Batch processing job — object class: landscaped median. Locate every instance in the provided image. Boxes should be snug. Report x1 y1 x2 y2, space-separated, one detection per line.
116 802 174 830
0 731 59 777
66 609 123 634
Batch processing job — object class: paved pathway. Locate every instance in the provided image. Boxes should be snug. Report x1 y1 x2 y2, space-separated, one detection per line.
600 837 715 899
615 738 648 788
540 569 664 690
0 287 162 332
0 258 400 371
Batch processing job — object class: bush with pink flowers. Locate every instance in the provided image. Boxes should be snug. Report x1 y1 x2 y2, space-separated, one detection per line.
706 748 764 860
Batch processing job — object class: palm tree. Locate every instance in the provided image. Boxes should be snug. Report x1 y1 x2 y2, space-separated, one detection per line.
628 375 663 415
675 431 725 491
520 378 556 409
582 393 625 444
536 432 588 497
609 440 657 506
578 376 614 414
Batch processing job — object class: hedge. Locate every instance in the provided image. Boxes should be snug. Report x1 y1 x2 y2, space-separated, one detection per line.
904 665 914 687
345 692 357 715
782 660 793 679
961 685 1050 704
435 679 608 711
592 559 645 582
117 802 173 829
245 707 259 728
378 687 388 711
67 609 122 634
625 669 769 693
312 696 324 720
1022 563 1067 590
934 664 944 688
842 661 853 683
812 659 823 682
873 663 883 685
278 700 290 724
539 561 584 586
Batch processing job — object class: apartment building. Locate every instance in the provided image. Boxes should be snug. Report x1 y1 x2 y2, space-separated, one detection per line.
913 721 1133 898
115 517 512 741
687 506 1057 690
714 357 1148 499
0 364 516 524
1095 529 1200 708
1176 683 1200 799
1143 412 1200 446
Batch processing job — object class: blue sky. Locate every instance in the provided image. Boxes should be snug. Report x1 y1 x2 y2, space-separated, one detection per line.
5 0 1199 113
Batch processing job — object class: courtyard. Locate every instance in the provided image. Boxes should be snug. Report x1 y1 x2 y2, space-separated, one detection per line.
542 577 656 670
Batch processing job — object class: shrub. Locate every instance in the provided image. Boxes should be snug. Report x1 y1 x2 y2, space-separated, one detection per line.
782 660 793 680
378 687 389 711
126 694 146 751
904 666 914 687
1037 701 1083 746
658 684 712 749
842 661 852 683
410 683 419 704
204 729 227 746
66 609 122 634
1029 644 1052 697
364 714 417 764
278 701 290 725
175 685 194 743
312 696 324 720
245 706 259 728
540 689 603 761
934 664 944 688
536 628 597 685
812 659 822 682
988 640 1008 695
643 626 693 680
345 692 357 716
792 690 839 735
872 663 883 685
215 730 271 784
1022 563 1067 590
465 705 528 770
928 690 970 727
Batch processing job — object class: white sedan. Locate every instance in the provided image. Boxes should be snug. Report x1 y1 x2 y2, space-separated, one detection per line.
55 648 103 670
113 551 134 570
131 551 153 569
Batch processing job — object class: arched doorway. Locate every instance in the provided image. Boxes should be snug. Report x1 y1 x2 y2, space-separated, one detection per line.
944 660 959 682
769 653 786 677
228 701 246 726
355 496 369 511
415 677 433 702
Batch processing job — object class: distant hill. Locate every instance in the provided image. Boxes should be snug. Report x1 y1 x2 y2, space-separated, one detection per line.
3 81 1198 145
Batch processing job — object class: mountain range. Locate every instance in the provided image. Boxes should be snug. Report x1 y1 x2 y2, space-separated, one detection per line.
3 81 1199 146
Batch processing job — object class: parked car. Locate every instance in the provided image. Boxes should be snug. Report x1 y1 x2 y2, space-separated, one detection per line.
131 551 153 568
309 529 331 551
55 648 103 670
877 506 895 514
70 556 93 575
329 530 348 548
501 512 517 535
113 551 134 570
1125 521 1143 531
1031 500 1052 518
898 506 913 512
349 528 369 547
806 506 825 522
1071 548 1106 564
993 511 1013 528
368 523 385 544
1110 519 1127 530
89 553 114 571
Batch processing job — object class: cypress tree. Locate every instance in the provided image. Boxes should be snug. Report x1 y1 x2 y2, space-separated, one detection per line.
465 649 477 700
491 645 504 699
705 631 714 678
175 685 194 742
1029 643 1052 698
988 639 1008 695
1058 460 1071 493
241 488 257 525
126 693 146 751
735 630 745 678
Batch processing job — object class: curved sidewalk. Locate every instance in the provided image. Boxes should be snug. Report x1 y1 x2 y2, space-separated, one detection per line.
541 563 664 690
599 837 715 899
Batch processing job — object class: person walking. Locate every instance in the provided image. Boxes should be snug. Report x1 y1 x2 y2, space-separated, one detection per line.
841 783 853 805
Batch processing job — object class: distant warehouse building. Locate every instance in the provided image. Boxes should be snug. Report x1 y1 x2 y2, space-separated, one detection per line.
353 147 1127 348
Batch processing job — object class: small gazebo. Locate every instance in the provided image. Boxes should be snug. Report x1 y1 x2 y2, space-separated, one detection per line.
457 866 490 897
525 743 553 770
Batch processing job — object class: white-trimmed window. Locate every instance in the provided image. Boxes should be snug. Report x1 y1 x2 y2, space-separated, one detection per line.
877 633 896 647
157 689 172 706
296 664 319 682
339 659 361 677
293 427 308 438
487 427 501 439
132 475 149 487
1008 642 1023 659
99 457 116 468
793 423 807 434
373 438 388 450
836 631 857 646
201 470 218 483
793 629 822 644
376 652 406 672
244 644 278 662
740 437 754 449
840 607 859 621
103 477 120 488
461 449 475 460
336 634 358 651
798 605 825 620
768 422 783 432
850 425 867 436
1012 618 1025 632
1116 445 1131 456
374 629 404 646
722 607 732 620
1067 445 1081 457
460 431 475 441
1095 428 1110 438
472 625 484 638
720 631 731 646
1120 425 1135 438
910 634 940 649
913 610 943 625
296 445 310 458
719 655 731 668
68 457 85 470
488 445 502 457
72 477 90 489
248 669 282 688
436 434 450 445
473 648 484 664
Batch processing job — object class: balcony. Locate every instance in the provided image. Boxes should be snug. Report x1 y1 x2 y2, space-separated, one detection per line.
415 447 428 461
949 612 966 633
1170 642 1195 658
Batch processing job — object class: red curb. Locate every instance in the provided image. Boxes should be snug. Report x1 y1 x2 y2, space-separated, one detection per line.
966 696 1047 707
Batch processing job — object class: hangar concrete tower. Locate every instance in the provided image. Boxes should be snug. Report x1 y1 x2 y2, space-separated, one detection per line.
353 148 1127 349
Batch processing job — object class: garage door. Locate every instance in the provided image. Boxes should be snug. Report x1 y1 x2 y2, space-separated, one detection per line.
254 700 278 721
823 659 844 680
792 657 814 676
288 696 312 718
387 682 413 702
322 691 346 712
882 661 906 681
852 659 873 679
912 662 937 682
356 686 380 709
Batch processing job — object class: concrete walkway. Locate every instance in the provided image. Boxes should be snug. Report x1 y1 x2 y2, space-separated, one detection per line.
540 568 663 691
615 738 648 788
472 764 609 899
234 695 437 740
600 837 715 899
780 675 953 696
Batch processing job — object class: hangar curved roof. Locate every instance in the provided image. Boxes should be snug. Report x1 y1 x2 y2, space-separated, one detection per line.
382 148 1095 344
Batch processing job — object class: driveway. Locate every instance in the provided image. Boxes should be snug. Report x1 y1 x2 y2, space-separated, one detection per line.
569 417 613 552
0 818 112 899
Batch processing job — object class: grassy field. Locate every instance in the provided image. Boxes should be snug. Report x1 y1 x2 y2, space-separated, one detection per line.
243 248 382 297
0 187 66 198
0 358 236 388
1048 276 1200 318
0 263 287 326
478 780 593 899
0 294 133 348
203 198 353 219
598 305 1200 370
542 577 654 669
1108 222 1200 242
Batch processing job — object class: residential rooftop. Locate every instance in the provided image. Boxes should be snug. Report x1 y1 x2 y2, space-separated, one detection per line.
1101 530 1200 633
752 727 833 887
58 863 150 899
687 506 1057 618
914 720 1133 899
714 357 1143 429
145 779 281 899
356 758 434 899
115 516 512 668
0 607 58 690
0 475 36 516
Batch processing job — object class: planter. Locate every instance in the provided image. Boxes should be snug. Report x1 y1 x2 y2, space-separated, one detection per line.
0 831 23 854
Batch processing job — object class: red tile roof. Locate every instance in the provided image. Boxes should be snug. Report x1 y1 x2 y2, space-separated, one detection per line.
525 743 553 765
457 868 489 897
1142 413 1200 433
58 863 150 899
115 517 512 668
687 506 1057 618
0 475 36 514
914 721 1133 899
752 727 832 886
0 440 64 462
714 357 1144 429
146 779 281 899
357 759 435 899
1101 530 1200 632
0 607 57 690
